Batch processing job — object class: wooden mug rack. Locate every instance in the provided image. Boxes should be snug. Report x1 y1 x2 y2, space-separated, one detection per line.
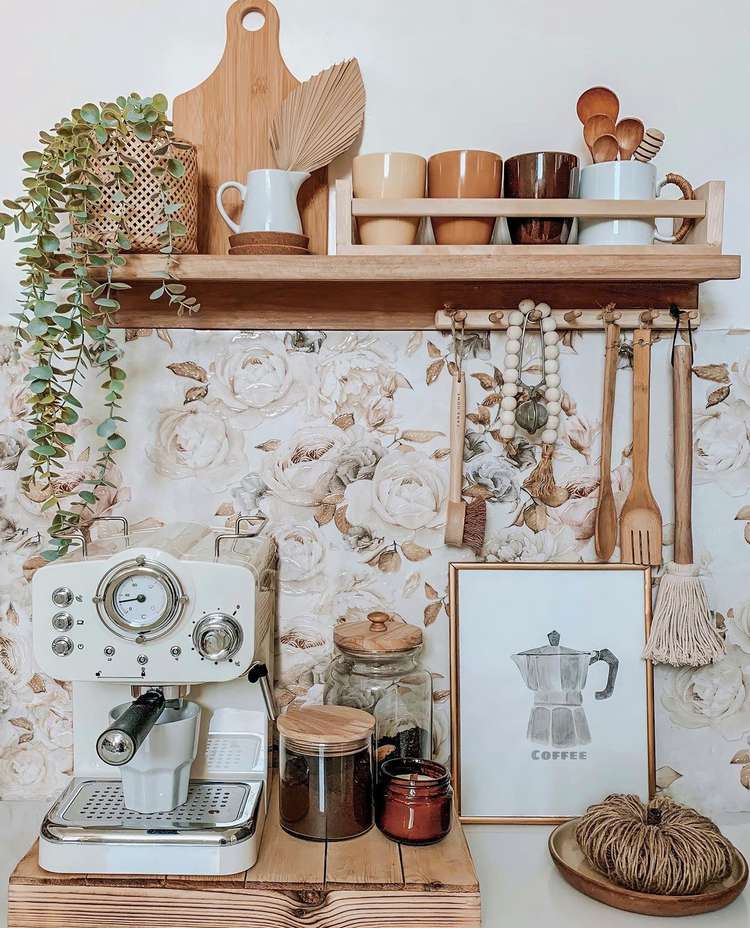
335 178 725 256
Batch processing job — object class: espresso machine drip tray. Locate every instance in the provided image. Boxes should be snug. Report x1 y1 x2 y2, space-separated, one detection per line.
43 778 263 845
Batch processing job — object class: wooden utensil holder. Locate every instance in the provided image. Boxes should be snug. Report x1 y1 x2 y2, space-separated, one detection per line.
335 178 725 256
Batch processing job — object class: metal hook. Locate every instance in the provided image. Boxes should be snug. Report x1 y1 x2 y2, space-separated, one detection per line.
669 304 695 366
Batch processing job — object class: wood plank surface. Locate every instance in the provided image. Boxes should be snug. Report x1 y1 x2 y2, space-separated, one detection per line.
108 280 702 331
325 825 403 890
349 197 707 219
401 817 479 892
8 885 480 928
91 251 741 282
244 776 325 890
8 815 480 928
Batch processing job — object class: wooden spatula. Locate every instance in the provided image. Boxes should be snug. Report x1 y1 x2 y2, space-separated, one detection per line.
620 328 662 566
594 321 620 560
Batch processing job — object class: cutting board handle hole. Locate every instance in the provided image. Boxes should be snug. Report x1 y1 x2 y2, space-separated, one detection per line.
242 9 266 31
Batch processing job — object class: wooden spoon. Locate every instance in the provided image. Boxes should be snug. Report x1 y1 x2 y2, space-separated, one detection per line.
576 86 619 125
594 321 620 561
615 117 645 161
591 134 619 163
583 114 616 158
620 328 662 566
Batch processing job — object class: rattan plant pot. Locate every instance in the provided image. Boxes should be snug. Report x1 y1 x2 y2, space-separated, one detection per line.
88 135 198 254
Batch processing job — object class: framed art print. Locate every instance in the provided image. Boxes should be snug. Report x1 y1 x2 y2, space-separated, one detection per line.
449 562 654 824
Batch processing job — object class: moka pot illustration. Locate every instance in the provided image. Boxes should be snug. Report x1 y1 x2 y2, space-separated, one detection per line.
511 630 619 748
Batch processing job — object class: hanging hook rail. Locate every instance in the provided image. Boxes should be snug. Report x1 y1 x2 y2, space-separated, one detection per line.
434 305 699 331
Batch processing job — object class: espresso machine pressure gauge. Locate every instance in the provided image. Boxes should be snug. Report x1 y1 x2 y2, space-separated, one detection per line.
94 556 187 641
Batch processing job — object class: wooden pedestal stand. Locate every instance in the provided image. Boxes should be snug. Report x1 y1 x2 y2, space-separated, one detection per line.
7 779 480 928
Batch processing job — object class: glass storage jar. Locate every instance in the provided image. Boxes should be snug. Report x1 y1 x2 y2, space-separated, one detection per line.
277 705 374 841
324 611 433 777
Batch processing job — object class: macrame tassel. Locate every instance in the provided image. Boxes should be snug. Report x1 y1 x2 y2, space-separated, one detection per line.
643 562 724 667
522 443 569 507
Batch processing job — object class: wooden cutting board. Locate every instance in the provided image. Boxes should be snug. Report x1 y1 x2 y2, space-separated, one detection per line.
173 0 328 255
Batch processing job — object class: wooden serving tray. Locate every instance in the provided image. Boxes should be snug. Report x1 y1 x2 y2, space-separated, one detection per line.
8 778 480 928
549 819 748 917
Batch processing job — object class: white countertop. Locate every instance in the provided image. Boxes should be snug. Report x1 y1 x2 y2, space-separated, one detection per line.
2 801 748 927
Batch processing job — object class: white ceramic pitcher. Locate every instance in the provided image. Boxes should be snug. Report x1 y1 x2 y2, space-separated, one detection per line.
216 168 310 235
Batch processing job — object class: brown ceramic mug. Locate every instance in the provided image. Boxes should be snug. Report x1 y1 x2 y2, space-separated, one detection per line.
503 152 579 245
427 149 502 245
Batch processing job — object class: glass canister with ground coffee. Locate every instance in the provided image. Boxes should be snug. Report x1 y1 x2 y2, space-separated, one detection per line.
376 757 453 844
277 705 374 841
323 611 433 777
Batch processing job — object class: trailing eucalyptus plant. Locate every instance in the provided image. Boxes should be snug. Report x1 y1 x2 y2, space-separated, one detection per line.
0 93 199 559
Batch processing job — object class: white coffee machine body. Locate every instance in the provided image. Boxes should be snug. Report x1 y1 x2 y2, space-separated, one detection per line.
32 520 276 875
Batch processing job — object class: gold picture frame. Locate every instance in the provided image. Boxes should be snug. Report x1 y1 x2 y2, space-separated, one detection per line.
449 562 655 825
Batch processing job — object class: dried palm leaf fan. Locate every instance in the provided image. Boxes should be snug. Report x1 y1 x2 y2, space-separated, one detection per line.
270 58 365 173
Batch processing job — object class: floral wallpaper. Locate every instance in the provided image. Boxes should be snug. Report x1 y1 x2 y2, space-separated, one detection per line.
1 321 750 817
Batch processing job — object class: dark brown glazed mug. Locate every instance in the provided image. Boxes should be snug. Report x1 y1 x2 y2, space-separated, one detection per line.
503 152 579 245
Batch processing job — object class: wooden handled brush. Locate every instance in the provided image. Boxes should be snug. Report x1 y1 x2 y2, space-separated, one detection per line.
444 369 486 554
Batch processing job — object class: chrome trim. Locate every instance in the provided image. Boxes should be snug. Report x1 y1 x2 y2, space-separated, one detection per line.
41 778 262 847
94 557 187 641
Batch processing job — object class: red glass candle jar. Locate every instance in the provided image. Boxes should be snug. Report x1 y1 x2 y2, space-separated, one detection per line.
376 758 452 845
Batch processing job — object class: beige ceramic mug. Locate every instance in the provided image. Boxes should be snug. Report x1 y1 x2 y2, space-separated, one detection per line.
352 152 426 245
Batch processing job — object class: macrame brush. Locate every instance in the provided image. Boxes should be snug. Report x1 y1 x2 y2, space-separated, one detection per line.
643 334 724 666
444 315 486 554
270 58 365 174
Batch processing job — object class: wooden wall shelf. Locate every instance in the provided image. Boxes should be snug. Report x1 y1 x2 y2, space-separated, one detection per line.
100 252 739 331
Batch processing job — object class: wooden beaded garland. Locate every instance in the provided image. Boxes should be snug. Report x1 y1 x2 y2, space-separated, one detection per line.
501 299 562 446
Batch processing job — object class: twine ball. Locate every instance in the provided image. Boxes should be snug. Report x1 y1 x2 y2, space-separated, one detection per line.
576 794 735 896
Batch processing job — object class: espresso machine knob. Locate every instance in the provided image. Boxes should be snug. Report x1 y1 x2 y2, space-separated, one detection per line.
96 689 166 766
192 614 243 662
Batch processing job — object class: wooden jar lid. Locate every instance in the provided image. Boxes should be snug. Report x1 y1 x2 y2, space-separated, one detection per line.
277 705 375 752
333 611 423 656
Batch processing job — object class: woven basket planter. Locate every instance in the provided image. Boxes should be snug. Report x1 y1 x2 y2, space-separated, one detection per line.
88 135 199 254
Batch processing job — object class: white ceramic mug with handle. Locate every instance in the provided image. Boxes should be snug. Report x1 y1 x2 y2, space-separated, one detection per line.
576 161 694 245
216 168 310 235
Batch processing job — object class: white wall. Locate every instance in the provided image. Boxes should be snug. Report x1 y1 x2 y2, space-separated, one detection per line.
0 0 746 326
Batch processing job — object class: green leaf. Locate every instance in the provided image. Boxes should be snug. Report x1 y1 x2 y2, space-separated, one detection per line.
78 490 97 504
34 445 58 457
34 300 57 317
152 93 168 113
167 158 185 179
27 319 48 336
107 434 126 450
80 103 100 124
96 418 118 438
23 151 43 169
29 365 54 380
134 122 153 141
95 125 108 145
109 367 126 381
60 408 79 425
55 432 76 445
39 233 60 253
94 298 120 310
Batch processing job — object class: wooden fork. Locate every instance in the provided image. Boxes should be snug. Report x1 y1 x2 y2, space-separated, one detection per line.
620 327 662 566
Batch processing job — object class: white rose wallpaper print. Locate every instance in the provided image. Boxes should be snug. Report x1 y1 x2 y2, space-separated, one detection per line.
2 324 750 817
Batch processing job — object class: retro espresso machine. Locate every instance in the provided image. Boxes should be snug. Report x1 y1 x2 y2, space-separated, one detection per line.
31 518 276 875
